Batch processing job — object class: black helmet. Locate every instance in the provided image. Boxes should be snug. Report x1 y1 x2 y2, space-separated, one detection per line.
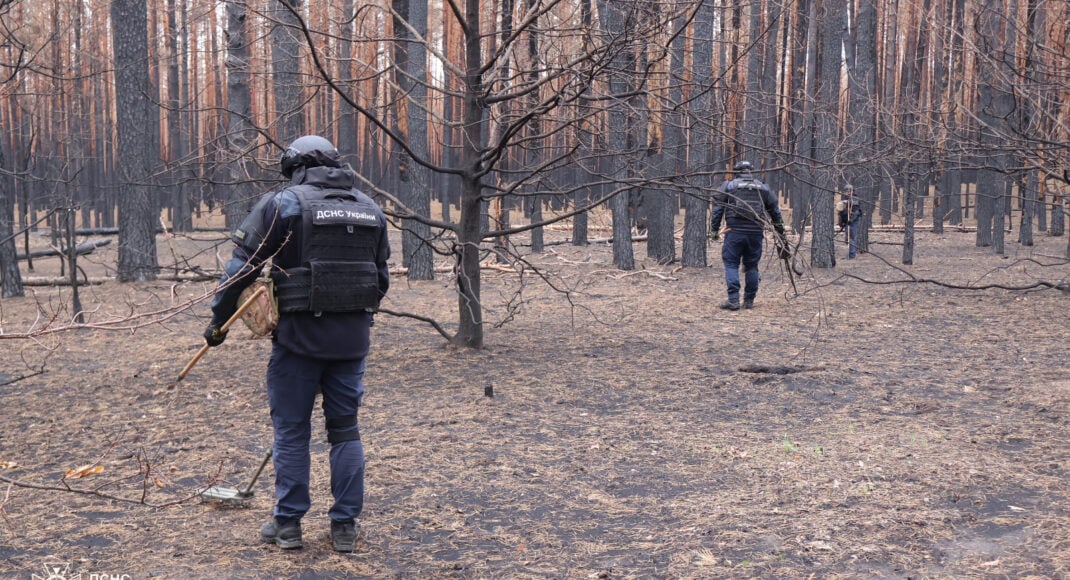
280 135 341 178
733 160 753 172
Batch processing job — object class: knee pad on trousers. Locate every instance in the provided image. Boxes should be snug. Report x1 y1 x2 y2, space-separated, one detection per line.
326 415 361 444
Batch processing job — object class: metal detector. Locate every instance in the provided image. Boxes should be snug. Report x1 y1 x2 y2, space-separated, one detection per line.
170 285 268 390
202 449 272 505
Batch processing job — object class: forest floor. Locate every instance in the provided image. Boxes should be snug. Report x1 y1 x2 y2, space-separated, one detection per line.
1 217 1069 579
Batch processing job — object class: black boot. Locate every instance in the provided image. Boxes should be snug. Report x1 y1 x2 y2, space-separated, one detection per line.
260 517 302 549
331 519 358 552
719 299 740 311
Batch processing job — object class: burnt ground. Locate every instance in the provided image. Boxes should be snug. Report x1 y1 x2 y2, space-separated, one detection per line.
1 218 1069 579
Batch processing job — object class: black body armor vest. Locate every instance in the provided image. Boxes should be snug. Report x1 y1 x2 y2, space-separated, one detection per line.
728 178 767 224
272 187 383 314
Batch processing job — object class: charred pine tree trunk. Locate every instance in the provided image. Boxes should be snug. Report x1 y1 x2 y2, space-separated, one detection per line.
490 0 514 264
454 0 489 348
682 0 715 267
525 0 545 255
847 0 878 253
741 0 763 159
271 0 305 140
112 0 159 282
570 0 594 248
1019 170 1036 246
224 0 259 230
879 0 899 226
166 0 192 232
785 0 810 235
902 171 918 265
809 0 843 269
1052 195 1065 237
597 0 635 271
1016 0 1043 247
974 0 1011 251
0 147 21 297
946 0 967 226
665 3 696 266
930 0 950 235
394 0 434 279
338 0 358 162
901 0 932 265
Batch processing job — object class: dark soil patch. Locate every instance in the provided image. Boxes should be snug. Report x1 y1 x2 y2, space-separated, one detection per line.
1 224 1069 578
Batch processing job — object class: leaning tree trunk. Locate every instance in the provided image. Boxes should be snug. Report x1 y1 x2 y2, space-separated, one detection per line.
112 0 159 282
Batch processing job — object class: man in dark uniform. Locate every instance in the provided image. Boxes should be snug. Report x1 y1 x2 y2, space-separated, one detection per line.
837 183 862 259
710 160 786 310
203 135 391 553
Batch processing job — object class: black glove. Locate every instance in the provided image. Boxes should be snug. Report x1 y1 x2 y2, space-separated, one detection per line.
709 231 720 241
776 230 791 260
203 321 228 347
773 220 786 237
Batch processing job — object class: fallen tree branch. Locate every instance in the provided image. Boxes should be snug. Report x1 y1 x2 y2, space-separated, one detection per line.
378 307 453 341
0 369 45 387
16 238 111 260
842 272 1070 293
21 277 106 286
0 472 209 509
738 364 823 375
387 262 524 276
590 267 680 281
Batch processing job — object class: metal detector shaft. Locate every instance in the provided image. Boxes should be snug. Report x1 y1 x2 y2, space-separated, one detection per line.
242 449 273 496
175 285 267 384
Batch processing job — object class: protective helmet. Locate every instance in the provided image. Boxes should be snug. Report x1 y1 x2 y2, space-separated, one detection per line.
733 160 753 172
280 135 341 178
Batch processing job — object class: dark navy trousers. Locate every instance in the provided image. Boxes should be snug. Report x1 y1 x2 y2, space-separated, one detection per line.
266 344 366 523
845 220 859 258
721 230 764 302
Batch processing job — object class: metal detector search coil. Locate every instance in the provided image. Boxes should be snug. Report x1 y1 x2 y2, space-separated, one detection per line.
201 449 272 505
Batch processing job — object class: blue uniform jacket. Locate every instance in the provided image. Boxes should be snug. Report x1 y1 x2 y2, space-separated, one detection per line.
210 165 391 360
711 173 783 235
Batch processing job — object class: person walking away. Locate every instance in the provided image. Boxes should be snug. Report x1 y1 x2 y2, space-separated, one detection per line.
836 184 862 259
710 160 787 310
202 135 391 552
